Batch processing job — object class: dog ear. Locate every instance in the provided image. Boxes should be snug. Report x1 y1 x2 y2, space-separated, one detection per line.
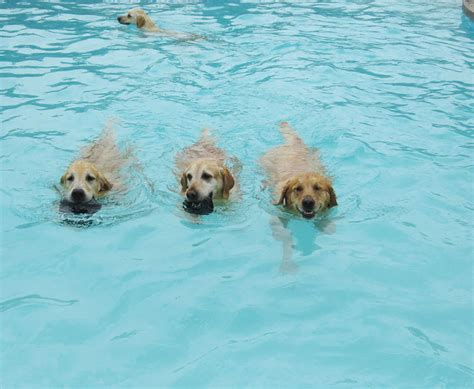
275 180 293 206
180 173 188 192
60 172 67 186
221 167 235 199
136 15 146 28
328 185 337 208
97 172 113 194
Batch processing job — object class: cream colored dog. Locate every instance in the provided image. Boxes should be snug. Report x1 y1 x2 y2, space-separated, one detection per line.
261 122 337 219
175 129 236 214
117 8 203 40
60 124 132 212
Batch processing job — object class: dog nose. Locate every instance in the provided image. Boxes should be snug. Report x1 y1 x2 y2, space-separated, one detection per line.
186 189 198 202
302 196 315 211
71 188 86 203
117 16 121 21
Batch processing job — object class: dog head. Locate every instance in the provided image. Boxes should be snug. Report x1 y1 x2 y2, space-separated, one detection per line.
60 160 112 204
180 159 234 213
276 173 337 219
117 8 152 29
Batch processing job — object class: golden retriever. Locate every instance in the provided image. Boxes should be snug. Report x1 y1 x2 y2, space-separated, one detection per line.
59 123 132 213
175 129 236 214
261 122 337 219
117 8 203 40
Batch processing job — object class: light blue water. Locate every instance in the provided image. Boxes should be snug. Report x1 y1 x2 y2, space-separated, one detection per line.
1 0 473 387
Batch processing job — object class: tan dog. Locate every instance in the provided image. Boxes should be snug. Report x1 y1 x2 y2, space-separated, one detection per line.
176 129 236 214
60 124 131 212
117 8 203 40
261 122 337 219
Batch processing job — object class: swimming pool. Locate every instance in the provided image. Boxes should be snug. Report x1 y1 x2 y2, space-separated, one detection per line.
1 0 473 386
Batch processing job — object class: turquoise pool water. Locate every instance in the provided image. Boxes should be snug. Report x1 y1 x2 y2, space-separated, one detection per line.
1 0 473 387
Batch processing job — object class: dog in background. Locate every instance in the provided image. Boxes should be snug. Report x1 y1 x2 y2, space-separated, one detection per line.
59 122 132 213
260 122 337 219
175 129 237 215
117 8 203 41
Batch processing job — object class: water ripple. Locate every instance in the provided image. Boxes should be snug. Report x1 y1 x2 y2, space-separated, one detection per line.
1 1 472 387
0 294 78 312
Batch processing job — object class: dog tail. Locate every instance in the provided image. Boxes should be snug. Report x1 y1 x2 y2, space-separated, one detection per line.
99 120 116 143
198 128 214 143
80 119 118 161
201 128 212 137
95 119 118 152
279 121 301 145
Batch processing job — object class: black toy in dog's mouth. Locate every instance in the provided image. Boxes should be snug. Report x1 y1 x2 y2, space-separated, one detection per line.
59 199 102 215
183 197 214 215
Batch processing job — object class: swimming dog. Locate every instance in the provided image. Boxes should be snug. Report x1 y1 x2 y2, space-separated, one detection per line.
59 124 132 214
261 122 337 219
117 8 203 41
175 129 236 215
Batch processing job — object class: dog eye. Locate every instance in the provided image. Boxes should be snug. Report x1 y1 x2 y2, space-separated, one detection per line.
187 173 192 181
313 184 321 191
128 13 132 17
202 172 212 180
295 186 303 192
86 175 96 182
67 175 74 182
